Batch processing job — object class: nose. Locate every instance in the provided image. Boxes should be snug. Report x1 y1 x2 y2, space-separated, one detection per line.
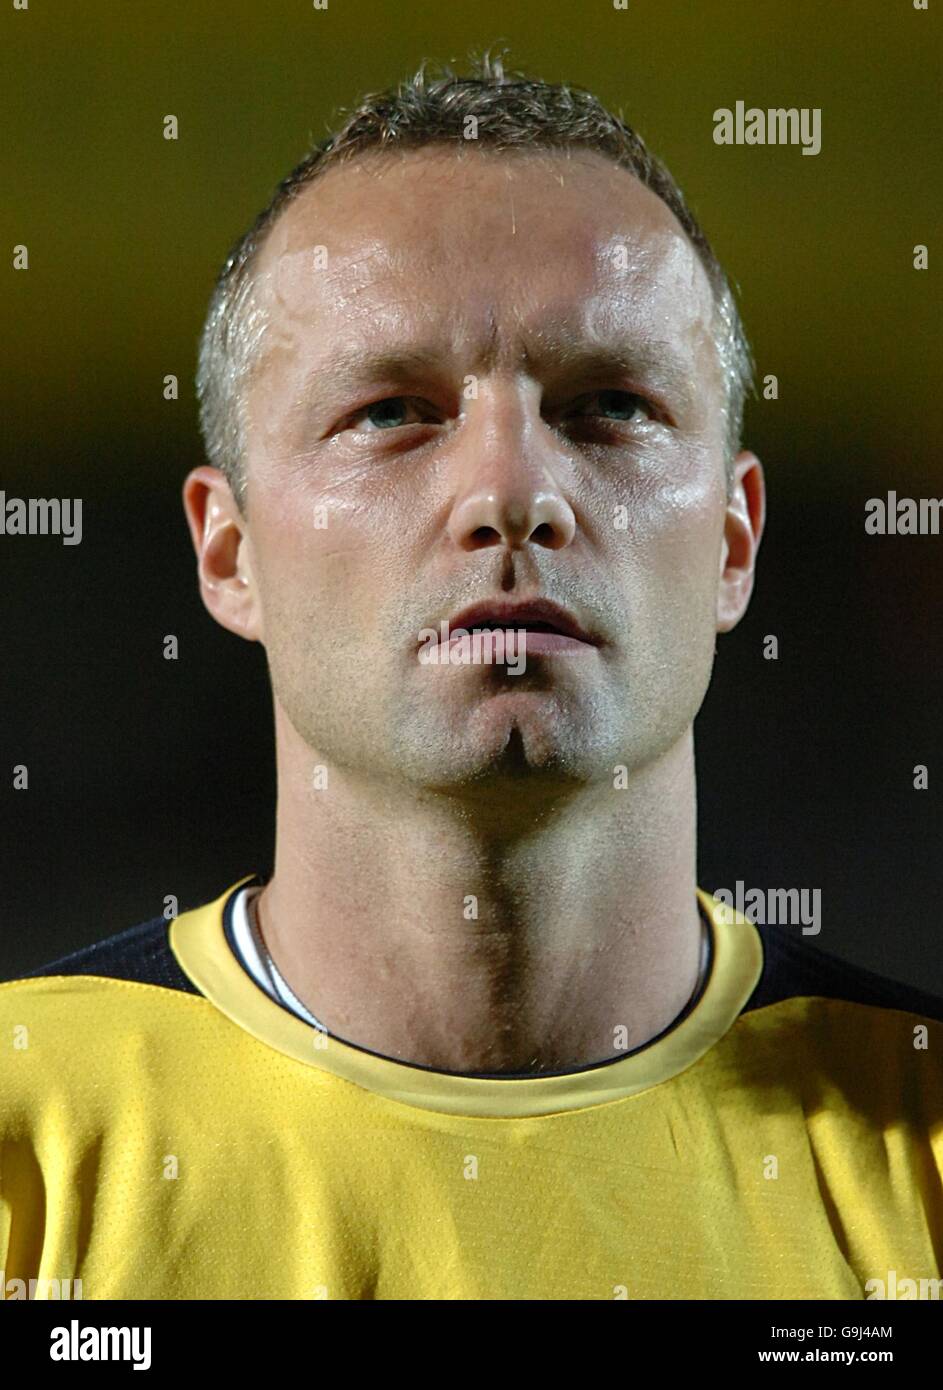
446 385 577 553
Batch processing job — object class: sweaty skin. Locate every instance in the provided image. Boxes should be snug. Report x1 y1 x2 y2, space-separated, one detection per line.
183 146 765 1074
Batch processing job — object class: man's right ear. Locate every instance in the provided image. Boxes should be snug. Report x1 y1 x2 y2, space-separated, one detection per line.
182 466 263 642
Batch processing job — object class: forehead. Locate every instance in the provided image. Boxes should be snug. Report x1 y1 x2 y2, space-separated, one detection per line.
253 146 718 377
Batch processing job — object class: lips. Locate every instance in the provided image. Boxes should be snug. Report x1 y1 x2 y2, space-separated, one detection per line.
440 598 601 647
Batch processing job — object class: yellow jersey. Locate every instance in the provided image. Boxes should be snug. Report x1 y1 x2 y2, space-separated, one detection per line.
2 875 941 1300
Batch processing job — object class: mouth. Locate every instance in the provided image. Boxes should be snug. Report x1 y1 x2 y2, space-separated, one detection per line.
432 598 602 653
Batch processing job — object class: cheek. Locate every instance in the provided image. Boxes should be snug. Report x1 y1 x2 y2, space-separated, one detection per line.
252 512 378 647
604 439 725 571
649 493 723 598
247 454 425 672
611 466 726 654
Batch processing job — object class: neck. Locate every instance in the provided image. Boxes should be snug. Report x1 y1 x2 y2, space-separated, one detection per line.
255 712 704 1075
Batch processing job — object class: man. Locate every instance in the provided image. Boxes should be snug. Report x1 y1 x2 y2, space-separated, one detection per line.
3 57 942 1301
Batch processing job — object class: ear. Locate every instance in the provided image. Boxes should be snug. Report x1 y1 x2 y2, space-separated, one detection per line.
716 451 765 633
182 466 263 642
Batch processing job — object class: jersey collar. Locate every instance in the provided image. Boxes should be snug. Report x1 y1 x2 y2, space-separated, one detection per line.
170 876 763 1118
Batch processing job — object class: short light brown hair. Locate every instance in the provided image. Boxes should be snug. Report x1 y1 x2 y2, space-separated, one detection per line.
197 52 754 509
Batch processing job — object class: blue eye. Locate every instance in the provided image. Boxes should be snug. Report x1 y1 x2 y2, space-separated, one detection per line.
363 397 412 429
580 390 648 422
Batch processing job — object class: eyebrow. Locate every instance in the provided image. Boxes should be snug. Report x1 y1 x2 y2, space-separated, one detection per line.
296 331 699 422
525 337 698 410
309 347 447 392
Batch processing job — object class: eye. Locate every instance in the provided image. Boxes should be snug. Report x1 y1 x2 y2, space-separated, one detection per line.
569 389 655 424
348 396 433 431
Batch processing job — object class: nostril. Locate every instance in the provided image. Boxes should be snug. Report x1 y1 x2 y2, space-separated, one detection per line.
531 522 558 547
468 526 501 548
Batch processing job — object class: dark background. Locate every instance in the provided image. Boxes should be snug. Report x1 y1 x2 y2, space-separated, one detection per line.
1 1 939 987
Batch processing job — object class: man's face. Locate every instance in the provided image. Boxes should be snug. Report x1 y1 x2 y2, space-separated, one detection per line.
241 147 734 795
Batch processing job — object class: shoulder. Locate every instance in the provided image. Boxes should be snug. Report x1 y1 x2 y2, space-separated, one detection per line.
743 919 943 1024
0 911 214 1132
725 921 943 1128
2 913 202 996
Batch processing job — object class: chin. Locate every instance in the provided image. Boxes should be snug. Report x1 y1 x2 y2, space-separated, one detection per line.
455 701 613 792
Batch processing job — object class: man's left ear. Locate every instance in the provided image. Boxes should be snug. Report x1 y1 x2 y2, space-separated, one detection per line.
716 450 765 632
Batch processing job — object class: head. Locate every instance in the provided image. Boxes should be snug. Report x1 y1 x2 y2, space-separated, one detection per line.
184 55 765 800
